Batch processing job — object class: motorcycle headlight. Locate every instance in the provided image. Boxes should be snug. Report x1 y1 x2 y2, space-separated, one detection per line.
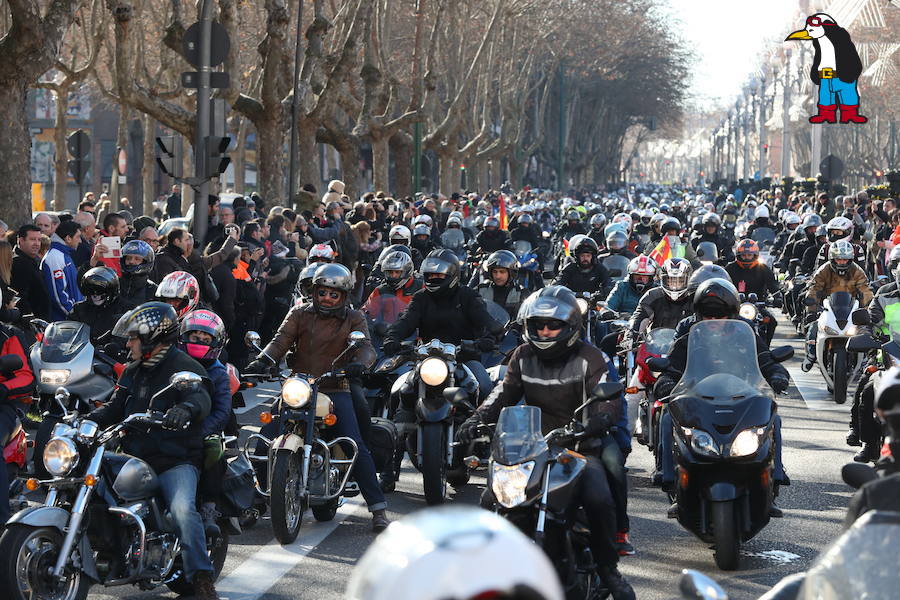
576 298 589 314
730 427 765 457
739 303 758 321
40 369 70 385
420 357 449 386
281 377 312 408
690 429 720 457
491 461 535 508
43 437 79 477
822 325 839 335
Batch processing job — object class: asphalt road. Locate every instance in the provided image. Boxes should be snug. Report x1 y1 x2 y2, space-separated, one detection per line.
82 314 858 600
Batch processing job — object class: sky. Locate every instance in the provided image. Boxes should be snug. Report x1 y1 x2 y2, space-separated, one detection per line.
665 0 799 109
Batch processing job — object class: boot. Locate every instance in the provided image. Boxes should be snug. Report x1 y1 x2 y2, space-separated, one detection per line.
193 571 220 600
839 104 868 124
846 429 861 447
379 472 396 493
808 104 837 124
598 565 636 600
614 530 635 556
372 509 390 533
801 353 815 373
200 502 221 538
854 443 879 463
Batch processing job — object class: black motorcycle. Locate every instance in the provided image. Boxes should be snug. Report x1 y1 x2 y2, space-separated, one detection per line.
0 373 237 600
650 319 792 570
487 381 624 600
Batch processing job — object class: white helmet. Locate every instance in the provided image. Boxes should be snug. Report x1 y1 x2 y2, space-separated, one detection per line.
660 257 693 301
783 211 801 228
346 506 564 600
754 205 770 220
413 214 434 228
826 216 854 243
389 224 412 245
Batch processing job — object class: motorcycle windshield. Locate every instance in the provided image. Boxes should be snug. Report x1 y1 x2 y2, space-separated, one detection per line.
513 240 532 258
603 255 630 280
363 293 410 325
828 292 854 323
492 405 548 465
41 321 90 363
751 227 776 247
441 229 465 249
484 299 511 328
645 328 677 356
800 510 900 600
671 320 767 399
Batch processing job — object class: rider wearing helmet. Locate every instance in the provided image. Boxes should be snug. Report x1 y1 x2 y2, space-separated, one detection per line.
588 213 609 247
725 239 780 343
473 216 510 254
690 213 735 264
246 263 389 532
457 286 636 600
773 212 802 255
650 218 700 268
412 223 436 255
363 250 423 325
91 302 217 600
654 280 790 507
70 266 130 343
477 249 524 320
811 216 866 272
781 213 822 275
387 226 424 269
119 239 158 309
155 271 201 319
801 240 874 371
601 230 638 260
746 204 774 237
510 212 542 250
605 255 657 315
308 242 337 264
624 257 694 349
554 210 586 242
553 235 611 295
346 506 565 600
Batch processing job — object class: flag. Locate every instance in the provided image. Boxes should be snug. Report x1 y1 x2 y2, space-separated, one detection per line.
498 194 508 230
649 237 672 264
563 237 570 257
462 200 469 218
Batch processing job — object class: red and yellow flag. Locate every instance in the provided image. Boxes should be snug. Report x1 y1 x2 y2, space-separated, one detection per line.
649 237 672 264
498 194 508 230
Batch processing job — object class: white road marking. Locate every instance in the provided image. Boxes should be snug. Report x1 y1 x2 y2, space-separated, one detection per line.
786 362 851 412
744 549 801 564
217 498 368 600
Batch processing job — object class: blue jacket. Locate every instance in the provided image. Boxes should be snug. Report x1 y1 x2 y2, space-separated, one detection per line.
604 280 641 315
200 359 232 437
40 237 83 321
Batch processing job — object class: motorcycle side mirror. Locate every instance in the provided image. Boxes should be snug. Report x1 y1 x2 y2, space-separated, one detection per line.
31 318 49 331
678 569 728 600
170 371 203 392
347 331 367 347
245 331 262 351
442 387 469 406
748 293 758 303
841 462 877 490
0 354 23 374
54 386 71 415
646 357 671 372
770 346 794 363
590 381 624 401
847 334 879 353
851 309 871 326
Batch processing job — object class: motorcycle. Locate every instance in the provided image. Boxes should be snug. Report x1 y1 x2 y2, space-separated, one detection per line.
601 254 630 285
513 240 543 292
628 328 677 452
649 319 792 570
242 331 363 544
389 338 483 504
487 382 624 599
808 291 863 404
695 241 719 266
737 293 781 345
0 373 232 600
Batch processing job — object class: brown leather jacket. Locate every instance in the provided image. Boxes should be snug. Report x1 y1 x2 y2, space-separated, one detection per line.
808 262 873 307
261 304 376 392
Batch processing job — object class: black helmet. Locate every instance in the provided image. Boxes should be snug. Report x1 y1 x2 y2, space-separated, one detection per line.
521 286 582 360
120 240 155 276
421 249 461 296
687 264 731 295
566 210 580 223
80 266 119 307
570 235 599 257
518 214 533 226
112 301 179 358
660 217 681 236
693 278 740 319
380 250 414 290
484 249 519 279
702 213 721 228
311 263 353 317
297 263 322 299
484 217 500 230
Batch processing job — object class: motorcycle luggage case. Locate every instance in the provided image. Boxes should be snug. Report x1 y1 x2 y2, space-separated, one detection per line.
369 417 398 472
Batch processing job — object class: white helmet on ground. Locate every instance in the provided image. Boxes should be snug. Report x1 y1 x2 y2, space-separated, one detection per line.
346 506 564 600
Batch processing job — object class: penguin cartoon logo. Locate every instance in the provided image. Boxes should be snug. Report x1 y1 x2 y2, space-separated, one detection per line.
785 13 867 125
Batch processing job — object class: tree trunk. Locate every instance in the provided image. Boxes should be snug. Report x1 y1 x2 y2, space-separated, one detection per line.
439 152 457 196
256 116 286 205
110 105 130 212
53 84 71 211
371 134 390 194
297 119 318 196
390 131 412 198
232 117 248 194
509 154 524 189
475 160 488 193
0 82 35 226
141 114 156 217
338 143 361 200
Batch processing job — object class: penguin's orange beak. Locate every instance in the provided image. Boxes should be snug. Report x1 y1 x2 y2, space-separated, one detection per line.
785 29 813 41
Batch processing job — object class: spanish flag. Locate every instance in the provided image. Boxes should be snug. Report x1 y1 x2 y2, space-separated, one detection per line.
498 194 508 230
563 237 570 257
649 237 672 264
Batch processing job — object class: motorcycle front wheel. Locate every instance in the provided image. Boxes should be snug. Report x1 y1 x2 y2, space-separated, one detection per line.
0 525 91 600
833 345 848 405
711 500 741 570
420 423 447 505
270 450 308 544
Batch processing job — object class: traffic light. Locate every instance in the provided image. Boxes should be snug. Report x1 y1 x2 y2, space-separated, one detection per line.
459 164 466 171
205 136 231 178
66 131 91 185
156 136 183 178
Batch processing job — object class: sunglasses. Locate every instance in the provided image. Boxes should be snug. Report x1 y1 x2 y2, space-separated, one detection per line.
532 319 565 331
806 16 834 27
316 289 342 300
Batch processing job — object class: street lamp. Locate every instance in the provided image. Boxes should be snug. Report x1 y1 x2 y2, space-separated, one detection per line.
781 47 793 178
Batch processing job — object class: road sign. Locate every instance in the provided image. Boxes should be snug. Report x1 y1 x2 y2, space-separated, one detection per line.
820 155 844 180
117 147 127 176
66 131 91 158
182 21 230 68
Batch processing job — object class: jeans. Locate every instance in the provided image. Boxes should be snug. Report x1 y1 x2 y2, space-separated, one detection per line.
817 77 860 106
660 412 785 484
805 321 818 362
580 457 619 566
157 464 213 582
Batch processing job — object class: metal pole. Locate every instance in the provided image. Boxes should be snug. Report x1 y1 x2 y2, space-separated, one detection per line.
413 121 422 192
287 0 304 208
743 98 751 180
758 81 767 179
557 61 565 190
781 49 792 178
193 0 214 247
810 123 822 179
